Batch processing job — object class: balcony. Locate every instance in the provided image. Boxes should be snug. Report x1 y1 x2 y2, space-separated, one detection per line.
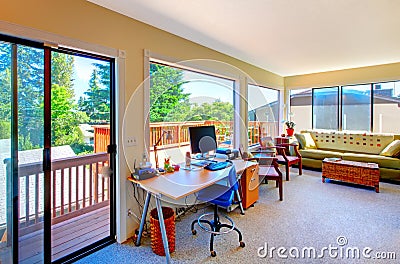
2 153 110 262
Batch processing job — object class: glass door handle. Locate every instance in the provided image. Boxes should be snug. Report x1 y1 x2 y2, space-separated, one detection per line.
43 148 51 171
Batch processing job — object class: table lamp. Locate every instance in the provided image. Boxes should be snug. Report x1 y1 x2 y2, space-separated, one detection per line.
154 130 173 169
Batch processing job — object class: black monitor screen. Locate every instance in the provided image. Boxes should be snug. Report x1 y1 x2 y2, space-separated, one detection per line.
189 125 217 155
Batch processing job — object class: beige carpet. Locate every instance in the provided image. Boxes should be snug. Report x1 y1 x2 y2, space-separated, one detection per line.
77 169 400 263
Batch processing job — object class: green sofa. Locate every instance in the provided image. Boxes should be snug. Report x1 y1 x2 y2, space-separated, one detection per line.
295 130 400 183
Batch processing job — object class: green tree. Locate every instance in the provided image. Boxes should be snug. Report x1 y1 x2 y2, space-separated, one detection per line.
49 52 91 149
78 63 110 123
0 121 10 139
51 52 74 93
149 63 189 122
0 43 11 139
0 45 92 151
0 43 43 147
51 84 88 147
17 45 45 149
189 100 234 121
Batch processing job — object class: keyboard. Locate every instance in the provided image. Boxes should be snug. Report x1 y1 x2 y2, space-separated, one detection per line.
205 161 231 171
191 160 211 167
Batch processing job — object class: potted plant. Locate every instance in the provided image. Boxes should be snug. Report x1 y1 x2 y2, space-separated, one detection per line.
285 121 296 136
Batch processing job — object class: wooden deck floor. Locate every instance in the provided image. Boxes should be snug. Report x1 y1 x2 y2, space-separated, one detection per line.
19 205 110 263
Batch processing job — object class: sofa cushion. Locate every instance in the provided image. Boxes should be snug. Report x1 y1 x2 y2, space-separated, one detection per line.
341 153 400 170
380 140 400 157
295 132 316 149
299 149 344 160
302 130 396 155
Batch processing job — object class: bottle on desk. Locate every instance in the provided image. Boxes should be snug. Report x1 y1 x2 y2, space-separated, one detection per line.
185 151 191 169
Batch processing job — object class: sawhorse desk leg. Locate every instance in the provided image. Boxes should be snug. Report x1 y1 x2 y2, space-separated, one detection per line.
135 191 171 264
135 192 151 247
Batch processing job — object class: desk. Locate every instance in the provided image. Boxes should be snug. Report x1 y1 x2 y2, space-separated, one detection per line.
128 159 256 263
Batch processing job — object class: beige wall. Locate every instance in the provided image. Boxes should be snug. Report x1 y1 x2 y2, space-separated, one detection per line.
1 0 284 243
284 62 400 89
1 0 283 97
4 0 399 245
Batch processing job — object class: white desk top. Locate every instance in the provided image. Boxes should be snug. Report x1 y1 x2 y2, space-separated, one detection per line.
128 159 256 200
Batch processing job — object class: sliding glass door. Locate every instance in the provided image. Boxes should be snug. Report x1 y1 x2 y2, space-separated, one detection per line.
0 40 16 264
50 50 114 262
0 35 115 263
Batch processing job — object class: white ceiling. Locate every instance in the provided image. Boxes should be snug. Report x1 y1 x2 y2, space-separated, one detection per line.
88 0 400 76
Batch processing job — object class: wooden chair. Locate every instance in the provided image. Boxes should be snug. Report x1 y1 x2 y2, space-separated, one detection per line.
242 155 283 201
259 157 283 201
274 142 302 181
252 135 302 181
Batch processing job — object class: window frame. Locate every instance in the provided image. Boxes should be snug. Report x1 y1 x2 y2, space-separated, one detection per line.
311 86 340 130
289 80 400 133
144 54 240 153
247 83 281 139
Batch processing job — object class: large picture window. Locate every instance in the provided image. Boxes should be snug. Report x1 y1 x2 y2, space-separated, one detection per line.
248 84 279 142
373 81 400 133
342 84 371 131
312 87 339 130
149 62 235 163
289 88 312 132
289 81 400 133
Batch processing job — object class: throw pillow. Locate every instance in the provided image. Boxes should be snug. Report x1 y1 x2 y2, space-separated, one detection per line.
303 132 317 149
380 140 400 157
294 133 306 149
295 132 317 149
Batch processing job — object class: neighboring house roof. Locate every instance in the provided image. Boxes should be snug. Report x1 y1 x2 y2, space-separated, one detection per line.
1 139 76 165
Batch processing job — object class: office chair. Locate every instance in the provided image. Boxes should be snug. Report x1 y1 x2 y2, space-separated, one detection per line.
191 166 245 257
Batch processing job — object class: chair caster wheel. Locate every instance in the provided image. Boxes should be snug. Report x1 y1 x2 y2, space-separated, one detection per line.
211 251 216 257
192 229 197 235
240 241 245 248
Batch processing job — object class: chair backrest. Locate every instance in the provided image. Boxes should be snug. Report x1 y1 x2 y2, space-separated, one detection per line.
257 157 275 166
259 136 274 148
227 165 239 192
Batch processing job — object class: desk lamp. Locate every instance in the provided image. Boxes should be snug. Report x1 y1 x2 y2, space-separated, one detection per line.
154 130 173 169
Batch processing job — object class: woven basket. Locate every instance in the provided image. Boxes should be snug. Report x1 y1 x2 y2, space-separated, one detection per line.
150 207 175 256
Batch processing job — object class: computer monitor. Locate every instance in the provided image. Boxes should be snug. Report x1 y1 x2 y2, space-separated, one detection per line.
188 125 217 158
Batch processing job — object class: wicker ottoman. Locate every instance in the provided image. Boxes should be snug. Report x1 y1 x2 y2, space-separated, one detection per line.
322 158 380 192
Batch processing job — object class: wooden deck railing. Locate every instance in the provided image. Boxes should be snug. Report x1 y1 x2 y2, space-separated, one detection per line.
3 152 109 241
149 120 278 148
93 121 278 153
93 125 110 153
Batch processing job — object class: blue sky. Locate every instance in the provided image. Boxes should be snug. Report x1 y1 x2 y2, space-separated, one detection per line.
72 56 106 101
181 70 279 110
181 71 234 104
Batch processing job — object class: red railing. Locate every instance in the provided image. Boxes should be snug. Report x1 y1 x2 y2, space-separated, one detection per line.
93 125 110 153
